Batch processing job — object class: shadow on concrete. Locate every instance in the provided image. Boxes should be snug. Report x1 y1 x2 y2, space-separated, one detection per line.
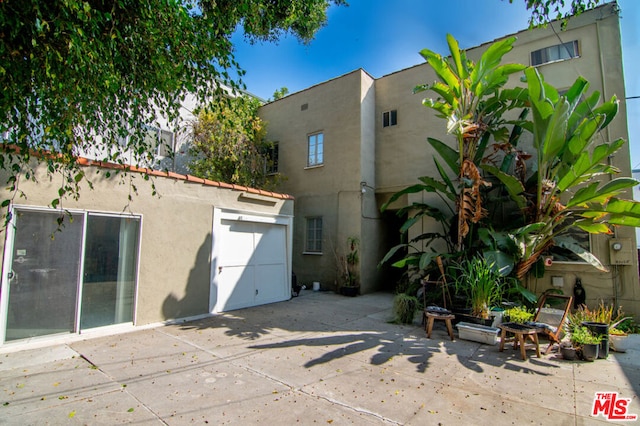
176 291 560 376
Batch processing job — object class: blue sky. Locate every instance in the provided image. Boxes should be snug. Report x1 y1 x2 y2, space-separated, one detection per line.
231 0 639 167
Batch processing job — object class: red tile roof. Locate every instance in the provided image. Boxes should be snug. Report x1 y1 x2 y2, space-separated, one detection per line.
74 157 295 200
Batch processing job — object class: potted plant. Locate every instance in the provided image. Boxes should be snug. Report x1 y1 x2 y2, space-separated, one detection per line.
559 341 578 361
335 236 360 296
608 316 635 353
393 293 419 324
503 306 533 324
453 256 503 325
571 326 601 361
573 301 628 359
609 326 631 353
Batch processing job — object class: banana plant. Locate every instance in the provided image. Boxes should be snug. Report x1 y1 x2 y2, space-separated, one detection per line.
381 34 527 272
413 34 527 251
483 67 640 279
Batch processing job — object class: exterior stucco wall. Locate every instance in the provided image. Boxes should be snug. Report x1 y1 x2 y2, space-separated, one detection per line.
259 3 639 316
260 70 376 290
0 164 293 326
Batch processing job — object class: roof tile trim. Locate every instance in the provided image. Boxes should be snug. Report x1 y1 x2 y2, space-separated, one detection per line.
73 157 294 200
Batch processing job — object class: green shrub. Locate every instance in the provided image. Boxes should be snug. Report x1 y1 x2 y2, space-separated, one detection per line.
504 306 533 324
393 293 419 324
570 326 601 346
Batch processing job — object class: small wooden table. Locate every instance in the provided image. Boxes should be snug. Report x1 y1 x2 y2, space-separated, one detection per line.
499 322 541 360
425 311 456 341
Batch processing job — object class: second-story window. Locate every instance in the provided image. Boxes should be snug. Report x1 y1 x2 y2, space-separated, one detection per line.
307 132 324 167
382 110 397 127
531 40 579 66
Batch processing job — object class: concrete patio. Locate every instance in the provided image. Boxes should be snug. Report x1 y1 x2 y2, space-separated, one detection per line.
1 291 638 425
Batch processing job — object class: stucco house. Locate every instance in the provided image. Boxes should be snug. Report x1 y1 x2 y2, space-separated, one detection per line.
0 159 294 349
258 3 640 317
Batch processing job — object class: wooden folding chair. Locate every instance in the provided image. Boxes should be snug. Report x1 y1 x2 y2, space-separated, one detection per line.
529 293 573 354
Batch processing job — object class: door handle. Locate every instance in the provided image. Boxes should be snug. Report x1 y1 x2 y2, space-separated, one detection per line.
218 266 223 274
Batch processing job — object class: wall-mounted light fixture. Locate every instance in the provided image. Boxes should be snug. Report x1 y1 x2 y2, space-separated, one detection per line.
360 182 375 194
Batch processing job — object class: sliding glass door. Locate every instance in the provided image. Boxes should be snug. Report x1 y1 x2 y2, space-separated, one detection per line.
2 208 141 343
4 210 84 341
81 215 139 329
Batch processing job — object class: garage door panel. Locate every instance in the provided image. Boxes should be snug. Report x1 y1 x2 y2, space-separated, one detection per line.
218 265 255 311
255 264 286 304
219 220 255 265
253 224 286 264
213 212 289 313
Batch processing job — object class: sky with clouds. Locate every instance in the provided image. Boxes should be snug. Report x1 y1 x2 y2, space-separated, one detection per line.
231 0 639 168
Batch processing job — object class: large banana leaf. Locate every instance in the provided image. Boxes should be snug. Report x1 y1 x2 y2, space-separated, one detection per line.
554 236 608 272
481 164 527 209
566 177 638 208
427 137 459 175
380 184 428 212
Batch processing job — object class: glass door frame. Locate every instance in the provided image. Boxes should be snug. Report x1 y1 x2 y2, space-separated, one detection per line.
0 205 143 345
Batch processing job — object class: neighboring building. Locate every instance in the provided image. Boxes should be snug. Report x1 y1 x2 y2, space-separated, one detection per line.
259 3 640 316
0 159 294 349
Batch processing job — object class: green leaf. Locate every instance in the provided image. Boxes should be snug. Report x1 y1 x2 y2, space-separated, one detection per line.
559 140 626 192
554 236 608 272
540 97 569 163
446 34 466 80
563 76 589 114
419 252 437 270
378 244 408 267
380 184 428 212
481 164 527 209
427 137 458 175
470 37 519 96
419 48 460 93
482 250 514 277
525 67 554 123
432 158 457 200
601 198 640 227
573 219 612 234
567 90 600 133
399 216 420 233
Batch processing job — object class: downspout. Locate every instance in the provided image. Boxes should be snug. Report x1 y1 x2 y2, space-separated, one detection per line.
596 15 621 307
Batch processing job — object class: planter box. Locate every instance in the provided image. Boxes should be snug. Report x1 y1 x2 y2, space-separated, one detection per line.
610 334 631 352
456 321 500 345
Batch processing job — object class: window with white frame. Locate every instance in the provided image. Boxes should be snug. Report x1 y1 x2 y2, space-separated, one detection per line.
307 133 323 167
382 110 398 127
531 40 579 66
144 126 174 158
305 217 323 253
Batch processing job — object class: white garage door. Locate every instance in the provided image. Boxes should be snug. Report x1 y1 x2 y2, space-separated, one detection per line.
212 211 290 312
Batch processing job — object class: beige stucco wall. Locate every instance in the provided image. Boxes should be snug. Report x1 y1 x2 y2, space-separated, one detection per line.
259 3 639 316
0 164 294 326
260 70 382 291
505 5 640 317
372 4 640 316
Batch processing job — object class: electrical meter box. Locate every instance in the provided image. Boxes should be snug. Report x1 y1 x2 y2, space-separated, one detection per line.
609 238 634 265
